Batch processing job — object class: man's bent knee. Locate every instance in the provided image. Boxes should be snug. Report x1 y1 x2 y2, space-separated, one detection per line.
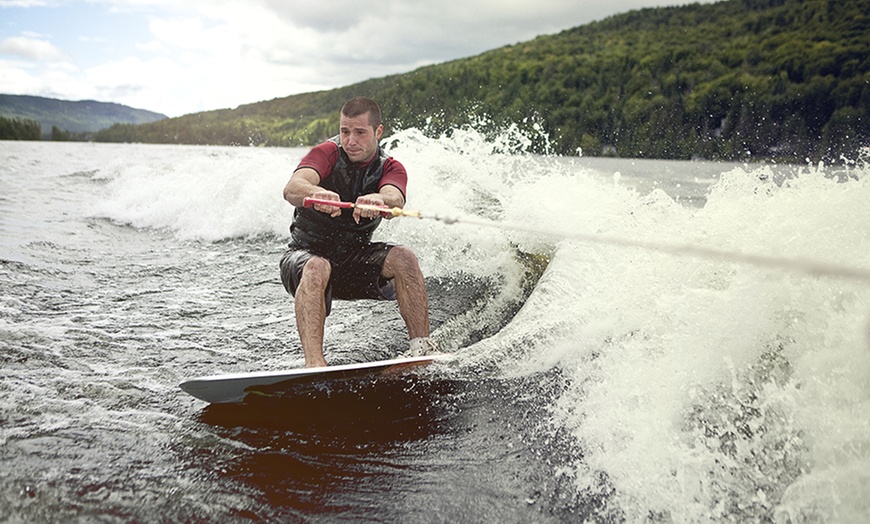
383 246 421 277
300 256 332 289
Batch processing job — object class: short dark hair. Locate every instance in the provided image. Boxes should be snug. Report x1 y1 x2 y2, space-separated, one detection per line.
341 97 382 129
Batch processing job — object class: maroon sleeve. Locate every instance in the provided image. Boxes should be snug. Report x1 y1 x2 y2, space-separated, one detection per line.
380 157 408 199
295 141 339 181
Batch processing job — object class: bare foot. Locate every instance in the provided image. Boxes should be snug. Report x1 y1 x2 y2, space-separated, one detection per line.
305 357 328 368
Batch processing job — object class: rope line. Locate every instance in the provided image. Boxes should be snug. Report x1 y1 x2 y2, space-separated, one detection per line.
302 198 870 282
417 212 870 283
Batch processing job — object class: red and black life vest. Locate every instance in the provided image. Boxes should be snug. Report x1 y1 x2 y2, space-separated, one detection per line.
290 136 389 257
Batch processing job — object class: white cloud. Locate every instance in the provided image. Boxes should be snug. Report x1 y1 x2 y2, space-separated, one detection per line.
78 35 109 44
0 59 41 91
0 34 82 101
147 16 237 51
0 56 93 101
0 0 48 7
0 35 72 62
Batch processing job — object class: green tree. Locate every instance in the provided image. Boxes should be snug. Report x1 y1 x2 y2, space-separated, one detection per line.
0 116 41 140
51 126 72 141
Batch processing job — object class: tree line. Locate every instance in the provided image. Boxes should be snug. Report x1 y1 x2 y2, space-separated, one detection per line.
95 0 868 162
0 116 41 140
0 115 83 141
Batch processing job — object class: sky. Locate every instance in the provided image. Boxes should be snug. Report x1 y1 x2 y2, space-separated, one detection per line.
1 0 718 117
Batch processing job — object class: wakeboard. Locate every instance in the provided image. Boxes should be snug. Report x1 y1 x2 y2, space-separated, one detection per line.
179 354 447 404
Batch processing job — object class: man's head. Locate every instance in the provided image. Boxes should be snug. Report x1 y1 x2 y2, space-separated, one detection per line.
339 97 384 164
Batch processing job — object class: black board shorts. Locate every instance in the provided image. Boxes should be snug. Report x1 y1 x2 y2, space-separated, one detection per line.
279 242 397 316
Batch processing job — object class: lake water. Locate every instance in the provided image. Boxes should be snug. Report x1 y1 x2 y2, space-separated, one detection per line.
2 132 869 522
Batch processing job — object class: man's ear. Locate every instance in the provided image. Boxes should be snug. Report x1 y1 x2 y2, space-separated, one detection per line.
375 124 384 141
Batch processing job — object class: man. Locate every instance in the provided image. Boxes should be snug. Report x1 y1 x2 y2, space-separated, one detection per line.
280 97 436 367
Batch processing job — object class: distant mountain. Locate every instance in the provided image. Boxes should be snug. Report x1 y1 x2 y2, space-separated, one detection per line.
0 94 167 138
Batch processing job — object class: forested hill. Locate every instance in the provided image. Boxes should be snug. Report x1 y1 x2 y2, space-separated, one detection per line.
95 0 869 162
0 94 167 138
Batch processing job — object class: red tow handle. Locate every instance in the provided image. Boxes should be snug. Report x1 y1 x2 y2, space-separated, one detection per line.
302 197 355 209
301 197 418 219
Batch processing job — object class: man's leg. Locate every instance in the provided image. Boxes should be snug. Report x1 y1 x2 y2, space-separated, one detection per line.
294 256 331 367
381 246 430 340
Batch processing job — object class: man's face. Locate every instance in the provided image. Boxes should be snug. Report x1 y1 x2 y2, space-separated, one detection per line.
339 111 383 163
